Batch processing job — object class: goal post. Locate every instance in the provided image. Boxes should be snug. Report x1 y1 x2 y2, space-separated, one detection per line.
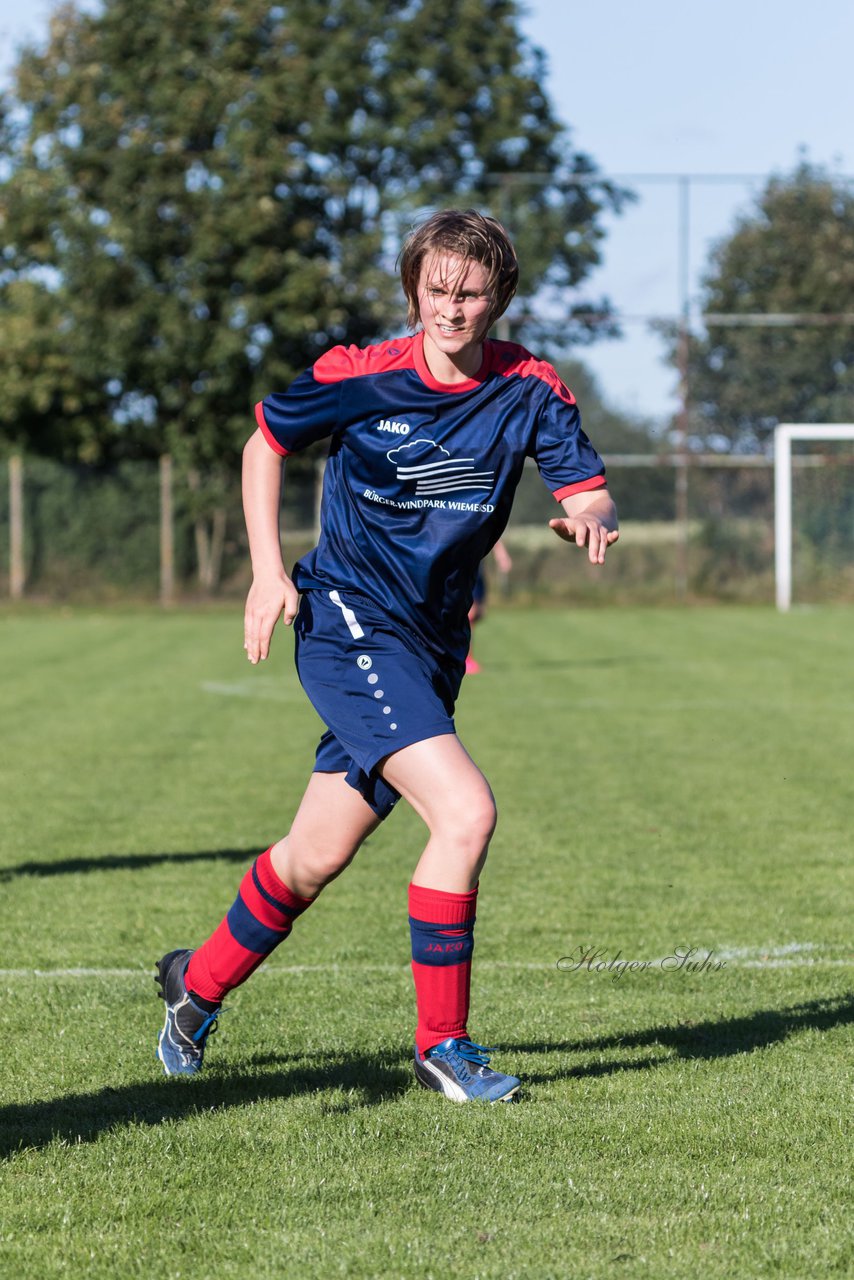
775 424 854 610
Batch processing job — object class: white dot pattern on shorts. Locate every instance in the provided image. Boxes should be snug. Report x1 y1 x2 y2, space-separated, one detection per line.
359 665 396 730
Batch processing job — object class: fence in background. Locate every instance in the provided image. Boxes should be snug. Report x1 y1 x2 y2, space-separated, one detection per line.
2 449 852 606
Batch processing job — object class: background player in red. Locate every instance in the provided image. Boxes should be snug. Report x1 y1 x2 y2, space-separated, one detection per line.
155 209 619 1102
465 538 512 674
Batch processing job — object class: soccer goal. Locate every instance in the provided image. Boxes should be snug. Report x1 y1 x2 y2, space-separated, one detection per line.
775 424 854 610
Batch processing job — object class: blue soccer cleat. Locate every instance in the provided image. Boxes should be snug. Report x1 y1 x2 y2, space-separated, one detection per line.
414 1037 520 1103
155 949 221 1076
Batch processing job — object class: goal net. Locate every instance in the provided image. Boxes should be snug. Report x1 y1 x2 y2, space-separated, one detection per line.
775 425 854 609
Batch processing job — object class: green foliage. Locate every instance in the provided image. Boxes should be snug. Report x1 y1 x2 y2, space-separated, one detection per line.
0 0 626 471
672 161 854 449
0 606 852 1277
0 280 114 463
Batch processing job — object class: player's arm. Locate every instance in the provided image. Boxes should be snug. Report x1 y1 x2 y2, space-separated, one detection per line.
549 488 619 565
242 427 300 663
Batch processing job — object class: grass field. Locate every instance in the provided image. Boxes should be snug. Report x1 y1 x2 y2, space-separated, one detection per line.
1 603 851 1280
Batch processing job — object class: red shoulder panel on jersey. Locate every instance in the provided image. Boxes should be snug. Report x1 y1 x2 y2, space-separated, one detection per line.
553 475 608 502
255 401 291 456
488 340 577 406
313 335 419 385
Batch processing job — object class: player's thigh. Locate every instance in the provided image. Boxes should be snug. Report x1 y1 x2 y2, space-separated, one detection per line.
379 734 497 841
275 771 382 884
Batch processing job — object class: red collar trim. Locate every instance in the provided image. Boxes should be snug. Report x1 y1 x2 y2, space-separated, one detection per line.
412 330 490 393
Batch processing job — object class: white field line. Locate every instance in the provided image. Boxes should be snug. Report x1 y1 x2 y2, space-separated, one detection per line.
1 946 852 981
715 942 818 960
566 942 852 970
2 962 527 979
733 959 853 968
201 681 854 712
201 680 301 702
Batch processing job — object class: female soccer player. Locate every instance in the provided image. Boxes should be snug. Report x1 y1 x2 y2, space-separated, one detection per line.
156 209 618 1102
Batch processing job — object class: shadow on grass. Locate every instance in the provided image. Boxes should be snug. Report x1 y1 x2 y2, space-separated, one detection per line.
6 998 850 1156
0 1052 410 1159
507 994 854 1083
0 847 259 881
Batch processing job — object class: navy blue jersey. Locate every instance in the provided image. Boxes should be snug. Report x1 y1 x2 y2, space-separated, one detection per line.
256 331 606 661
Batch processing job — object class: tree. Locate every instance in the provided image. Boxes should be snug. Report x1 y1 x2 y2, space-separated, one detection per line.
675 162 854 451
0 280 113 463
1 0 628 583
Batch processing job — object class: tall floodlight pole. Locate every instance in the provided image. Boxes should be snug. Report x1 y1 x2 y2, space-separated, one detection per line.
495 174 513 342
159 453 175 606
9 454 25 599
674 175 691 598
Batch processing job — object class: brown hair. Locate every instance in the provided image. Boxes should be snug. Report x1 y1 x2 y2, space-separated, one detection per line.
398 208 519 332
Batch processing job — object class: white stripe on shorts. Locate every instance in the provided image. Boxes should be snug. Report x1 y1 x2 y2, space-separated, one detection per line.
328 589 365 639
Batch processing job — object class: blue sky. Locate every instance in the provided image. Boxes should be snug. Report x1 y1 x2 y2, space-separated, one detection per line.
3 0 854 423
518 1 854 421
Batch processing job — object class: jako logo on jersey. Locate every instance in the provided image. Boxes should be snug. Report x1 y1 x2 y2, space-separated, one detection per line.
377 419 410 435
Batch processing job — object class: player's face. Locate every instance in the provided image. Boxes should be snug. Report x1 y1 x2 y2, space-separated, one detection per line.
417 253 493 378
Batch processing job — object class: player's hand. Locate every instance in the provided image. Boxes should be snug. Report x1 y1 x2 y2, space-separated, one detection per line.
244 572 299 663
549 516 620 565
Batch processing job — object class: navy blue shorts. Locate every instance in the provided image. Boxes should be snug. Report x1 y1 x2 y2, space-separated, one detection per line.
293 588 464 819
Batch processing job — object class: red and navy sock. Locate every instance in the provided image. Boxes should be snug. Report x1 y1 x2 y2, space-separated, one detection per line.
408 881 478 1057
185 847 313 1004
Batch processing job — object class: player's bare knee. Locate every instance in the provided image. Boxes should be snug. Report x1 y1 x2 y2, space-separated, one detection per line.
473 792 498 846
279 833 357 893
309 842 358 886
437 789 496 854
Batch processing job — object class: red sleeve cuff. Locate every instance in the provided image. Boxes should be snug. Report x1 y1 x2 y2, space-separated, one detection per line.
254 402 291 456
553 475 607 502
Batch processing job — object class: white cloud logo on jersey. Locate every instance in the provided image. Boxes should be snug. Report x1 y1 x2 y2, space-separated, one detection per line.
386 439 494 496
